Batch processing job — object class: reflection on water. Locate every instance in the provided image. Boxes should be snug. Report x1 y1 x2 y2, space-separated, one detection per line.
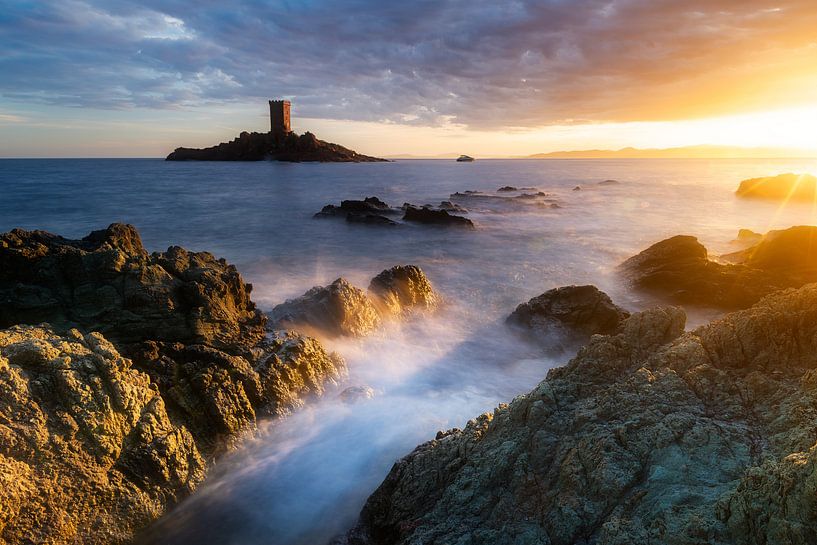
2 158 817 543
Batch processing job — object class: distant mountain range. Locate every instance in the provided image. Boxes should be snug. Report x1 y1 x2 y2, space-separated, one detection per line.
526 145 816 159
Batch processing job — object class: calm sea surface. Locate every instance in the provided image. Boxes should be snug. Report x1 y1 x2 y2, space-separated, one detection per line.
2 157 816 543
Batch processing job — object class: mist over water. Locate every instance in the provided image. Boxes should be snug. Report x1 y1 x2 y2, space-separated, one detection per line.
3 157 817 543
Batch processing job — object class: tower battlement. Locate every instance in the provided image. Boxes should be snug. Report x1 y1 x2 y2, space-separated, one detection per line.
269 100 291 136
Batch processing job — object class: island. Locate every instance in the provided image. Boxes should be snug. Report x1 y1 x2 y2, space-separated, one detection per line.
166 100 386 162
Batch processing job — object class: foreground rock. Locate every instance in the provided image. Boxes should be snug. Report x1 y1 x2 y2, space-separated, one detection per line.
269 265 438 338
506 285 629 348
346 284 817 545
0 325 205 545
619 229 817 308
735 173 817 201
166 131 386 162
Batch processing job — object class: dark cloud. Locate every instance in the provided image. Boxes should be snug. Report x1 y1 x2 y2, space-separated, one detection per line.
2 0 816 128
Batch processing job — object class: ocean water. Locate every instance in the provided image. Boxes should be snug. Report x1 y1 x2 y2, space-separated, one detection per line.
2 157 817 544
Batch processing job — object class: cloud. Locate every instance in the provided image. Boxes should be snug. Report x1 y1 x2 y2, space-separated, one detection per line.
2 0 817 128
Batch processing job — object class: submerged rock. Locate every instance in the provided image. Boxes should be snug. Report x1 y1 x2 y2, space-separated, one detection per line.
269 278 381 338
166 131 386 162
506 285 629 348
622 228 817 308
347 284 817 545
598 179 621 185
497 186 518 192
339 386 376 404
0 325 205 545
735 173 817 201
402 205 474 228
368 265 438 316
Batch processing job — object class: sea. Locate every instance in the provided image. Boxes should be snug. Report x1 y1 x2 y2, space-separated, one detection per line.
2 157 816 544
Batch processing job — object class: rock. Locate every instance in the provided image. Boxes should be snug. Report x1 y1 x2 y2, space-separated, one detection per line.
339 386 376 404
497 186 518 192
599 179 621 185
622 228 817 309
166 131 387 162
438 201 468 213
402 206 474 228
735 173 817 201
0 324 205 545
346 214 398 226
0 223 266 350
346 284 817 545
269 278 381 337
506 285 630 348
735 228 762 243
368 265 438 316
573 185 582 191
315 197 400 218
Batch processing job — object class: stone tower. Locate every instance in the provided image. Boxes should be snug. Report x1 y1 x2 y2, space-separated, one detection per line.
269 100 291 136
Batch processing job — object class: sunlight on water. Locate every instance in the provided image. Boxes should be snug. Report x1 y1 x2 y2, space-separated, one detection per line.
2 157 817 543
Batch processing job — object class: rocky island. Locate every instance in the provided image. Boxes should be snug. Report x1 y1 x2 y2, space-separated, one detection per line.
166 100 386 162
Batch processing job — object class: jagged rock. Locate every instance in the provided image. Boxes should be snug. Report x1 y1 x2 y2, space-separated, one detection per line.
269 278 382 337
497 186 518 192
735 173 817 201
402 206 474 228
368 265 438 316
0 325 205 545
346 284 817 545
0 223 266 350
339 386 376 404
506 285 630 348
346 214 398 226
622 228 817 309
166 131 386 162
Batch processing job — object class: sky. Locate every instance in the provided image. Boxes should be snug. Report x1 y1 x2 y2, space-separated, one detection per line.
1 0 817 158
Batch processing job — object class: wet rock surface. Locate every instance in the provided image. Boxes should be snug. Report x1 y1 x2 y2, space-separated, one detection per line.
620 232 810 309
345 284 817 545
506 285 630 348
166 131 386 162
735 173 817 201
315 197 400 219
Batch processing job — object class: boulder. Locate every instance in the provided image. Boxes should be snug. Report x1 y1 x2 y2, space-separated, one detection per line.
506 285 630 348
346 284 817 545
735 173 817 201
315 197 400 218
368 265 438 316
339 386 376 404
402 206 474 228
0 325 205 545
269 278 382 337
622 228 817 309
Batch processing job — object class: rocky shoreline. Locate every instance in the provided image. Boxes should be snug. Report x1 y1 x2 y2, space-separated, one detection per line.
0 223 434 543
4 216 817 545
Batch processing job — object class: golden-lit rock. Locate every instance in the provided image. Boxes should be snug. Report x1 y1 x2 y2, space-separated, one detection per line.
735 173 817 201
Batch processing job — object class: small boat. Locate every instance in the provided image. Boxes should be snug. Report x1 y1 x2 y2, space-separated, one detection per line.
456 155 475 162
